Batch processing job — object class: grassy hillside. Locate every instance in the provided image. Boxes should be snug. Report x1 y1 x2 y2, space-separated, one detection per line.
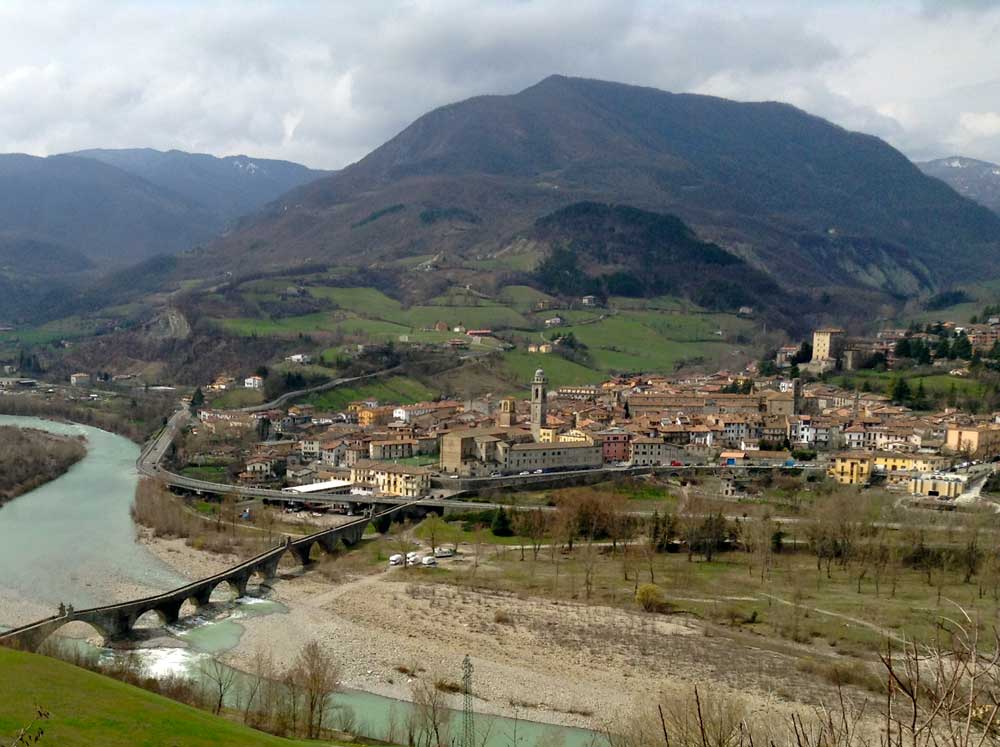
304 375 436 411
0 647 341 747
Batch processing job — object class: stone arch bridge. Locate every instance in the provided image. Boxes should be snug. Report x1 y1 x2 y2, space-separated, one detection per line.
0 502 419 652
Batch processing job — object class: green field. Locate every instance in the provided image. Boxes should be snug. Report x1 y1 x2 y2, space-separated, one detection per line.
0 316 103 347
215 284 757 387
308 286 403 317
305 376 435 411
216 312 337 337
501 351 605 388
497 285 555 311
547 312 747 373
834 370 984 397
209 388 266 409
0 647 339 747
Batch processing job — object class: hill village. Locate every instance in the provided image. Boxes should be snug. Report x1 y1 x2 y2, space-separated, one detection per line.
180 324 1000 507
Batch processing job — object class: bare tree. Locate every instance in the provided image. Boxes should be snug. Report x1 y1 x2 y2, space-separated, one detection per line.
410 675 453 747
291 639 341 739
201 657 238 715
517 508 549 562
242 646 273 725
416 514 448 555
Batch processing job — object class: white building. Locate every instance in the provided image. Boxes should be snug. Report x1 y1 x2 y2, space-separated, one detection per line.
245 375 264 389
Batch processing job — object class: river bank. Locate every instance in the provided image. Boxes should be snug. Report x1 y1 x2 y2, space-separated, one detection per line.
0 425 87 504
138 532 863 736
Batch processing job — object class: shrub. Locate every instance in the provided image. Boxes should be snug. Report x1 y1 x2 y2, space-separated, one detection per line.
636 583 665 612
434 679 463 694
494 609 514 625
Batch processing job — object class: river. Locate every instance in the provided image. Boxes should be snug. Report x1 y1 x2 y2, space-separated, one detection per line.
0 415 602 747
0 415 184 612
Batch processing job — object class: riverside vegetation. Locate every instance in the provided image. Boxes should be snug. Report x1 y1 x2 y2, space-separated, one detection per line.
0 425 85 504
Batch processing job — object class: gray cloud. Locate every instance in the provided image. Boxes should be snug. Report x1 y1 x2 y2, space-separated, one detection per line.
0 1 998 168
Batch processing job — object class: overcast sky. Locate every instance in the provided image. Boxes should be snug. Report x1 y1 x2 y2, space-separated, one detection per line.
2 0 1000 170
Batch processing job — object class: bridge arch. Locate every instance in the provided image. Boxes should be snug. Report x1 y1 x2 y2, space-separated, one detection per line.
132 608 170 630
28 618 115 652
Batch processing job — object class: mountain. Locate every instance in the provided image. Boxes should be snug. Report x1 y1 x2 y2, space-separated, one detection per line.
68 148 329 226
530 202 783 311
198 75 1000 299
0 153 219 265
918 156 1000 215
0 149 327 323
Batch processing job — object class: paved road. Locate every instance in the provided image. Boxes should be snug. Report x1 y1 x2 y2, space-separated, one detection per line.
236 369 398 413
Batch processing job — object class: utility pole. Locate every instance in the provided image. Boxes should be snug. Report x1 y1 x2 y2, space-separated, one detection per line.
462 655 475 747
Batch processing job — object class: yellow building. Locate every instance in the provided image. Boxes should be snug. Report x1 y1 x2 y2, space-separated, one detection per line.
350 461 431 497
358 405 395 427
812 328 845 362
828 452 872 485
557 429 595 444
537 426 560 443
829 451 944 486
946 424 1000 459
909 473 967 499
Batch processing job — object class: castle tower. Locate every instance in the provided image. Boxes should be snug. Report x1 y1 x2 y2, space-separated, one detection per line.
531 368 548 439
496 397 516 428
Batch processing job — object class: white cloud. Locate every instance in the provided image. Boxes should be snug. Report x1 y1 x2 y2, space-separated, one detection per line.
956 111 1000 138
0 1 998 167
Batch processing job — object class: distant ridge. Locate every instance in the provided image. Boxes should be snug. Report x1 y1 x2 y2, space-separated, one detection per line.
918 155 1000 216
68 148 330 225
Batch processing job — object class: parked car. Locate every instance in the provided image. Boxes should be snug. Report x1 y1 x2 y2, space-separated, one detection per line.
434 547 455 558
533 469 544 474
421 556 438 567
388 554 403 567
518 471 530 476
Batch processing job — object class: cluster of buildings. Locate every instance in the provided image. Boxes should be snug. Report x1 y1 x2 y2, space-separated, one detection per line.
189 346 1000 501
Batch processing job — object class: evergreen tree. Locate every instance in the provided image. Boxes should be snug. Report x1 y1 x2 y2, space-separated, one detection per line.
190 387 205 414
952 334 973 360
935 337 952 359
915 341 932 365
889 377 912 404
491 507 513 537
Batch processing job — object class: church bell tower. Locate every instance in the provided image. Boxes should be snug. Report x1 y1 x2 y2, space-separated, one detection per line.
531 368 548 439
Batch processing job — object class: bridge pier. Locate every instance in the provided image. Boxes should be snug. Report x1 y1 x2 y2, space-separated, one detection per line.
226 574 250 598
290 541 315 566
258 554 282 580
88 611 133 640
192 586 213 608
340 523 365 546
157 600 184 625
318 535 340 554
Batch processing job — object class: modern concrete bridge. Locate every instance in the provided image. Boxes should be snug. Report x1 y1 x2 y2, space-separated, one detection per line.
0 503 414 652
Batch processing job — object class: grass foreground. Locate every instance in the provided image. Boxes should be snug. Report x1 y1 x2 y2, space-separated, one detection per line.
0 646 345 747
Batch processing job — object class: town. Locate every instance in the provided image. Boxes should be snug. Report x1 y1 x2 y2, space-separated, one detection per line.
175 321 1000 510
